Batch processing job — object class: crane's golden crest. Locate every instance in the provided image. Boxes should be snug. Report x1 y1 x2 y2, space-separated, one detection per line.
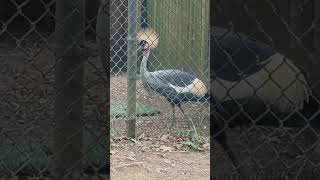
137 28 159 49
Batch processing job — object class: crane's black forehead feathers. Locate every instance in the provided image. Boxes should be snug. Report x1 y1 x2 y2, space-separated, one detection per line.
139 40 147 45
211 26 276 82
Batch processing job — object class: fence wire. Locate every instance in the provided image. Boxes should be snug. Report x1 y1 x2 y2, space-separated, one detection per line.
110 0 210 140
4 0 320 178
211 0 320 178
0 0 107 178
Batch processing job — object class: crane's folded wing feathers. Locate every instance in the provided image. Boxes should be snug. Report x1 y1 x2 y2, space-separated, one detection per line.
146 70 207 97
151 69 196 86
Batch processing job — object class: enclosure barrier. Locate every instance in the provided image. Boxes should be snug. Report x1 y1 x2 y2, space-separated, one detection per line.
1 0 320 178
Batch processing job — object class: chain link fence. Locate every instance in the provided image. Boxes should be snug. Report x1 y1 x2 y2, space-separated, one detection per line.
0 0 107 178
211 0 320 178
110 0 210 139
5 0 320 178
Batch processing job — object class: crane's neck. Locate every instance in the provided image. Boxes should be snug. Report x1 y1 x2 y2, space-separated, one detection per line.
140 50 150 76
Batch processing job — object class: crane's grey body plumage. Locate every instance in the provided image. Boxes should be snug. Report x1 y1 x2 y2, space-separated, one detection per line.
150 69 196 87
141 63 208 105
141 69 204 105
142 70 195 90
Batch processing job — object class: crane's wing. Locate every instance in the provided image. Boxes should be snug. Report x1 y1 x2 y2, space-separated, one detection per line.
211 26 276 82
152 69 196 87
143 69 196 96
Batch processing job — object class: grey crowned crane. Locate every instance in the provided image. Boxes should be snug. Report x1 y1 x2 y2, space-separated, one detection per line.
211 26 320 177
137 28 210 129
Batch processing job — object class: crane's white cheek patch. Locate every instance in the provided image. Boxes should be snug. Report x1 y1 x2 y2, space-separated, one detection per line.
169 78 207 97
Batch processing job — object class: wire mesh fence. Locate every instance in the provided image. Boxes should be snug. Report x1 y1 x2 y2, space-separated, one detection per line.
0 0 107 178
211 0 320 178
4 0 320 178
110 0 210 139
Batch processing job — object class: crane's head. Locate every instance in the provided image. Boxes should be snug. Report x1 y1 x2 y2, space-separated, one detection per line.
137 28 159 51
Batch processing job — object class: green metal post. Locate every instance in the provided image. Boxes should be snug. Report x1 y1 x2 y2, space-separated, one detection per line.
127 0 138 138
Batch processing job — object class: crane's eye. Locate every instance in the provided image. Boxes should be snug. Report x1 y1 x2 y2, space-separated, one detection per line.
139 40 148 50
139 40 146 46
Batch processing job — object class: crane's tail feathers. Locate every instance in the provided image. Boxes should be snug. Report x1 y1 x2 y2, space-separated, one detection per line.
168 78 208 97
258 53 311 112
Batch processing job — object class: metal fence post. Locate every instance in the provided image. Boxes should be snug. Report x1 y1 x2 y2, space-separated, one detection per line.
54 0 85 179
126 0 138 138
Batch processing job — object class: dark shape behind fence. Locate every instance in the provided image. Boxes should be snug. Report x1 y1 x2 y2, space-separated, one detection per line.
210 26 320 178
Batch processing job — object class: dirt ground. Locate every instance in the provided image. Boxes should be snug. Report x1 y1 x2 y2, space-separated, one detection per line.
110 136 210 180
110 74 211 179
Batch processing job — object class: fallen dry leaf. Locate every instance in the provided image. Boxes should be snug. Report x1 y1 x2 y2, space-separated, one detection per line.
160 134 171 143
173 143 184 150
156 145 175 152
110 150 118 155
203 142 210 150
138 133 145 140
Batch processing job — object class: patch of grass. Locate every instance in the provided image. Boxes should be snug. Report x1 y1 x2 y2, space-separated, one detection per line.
181 129 206 150
171 128 206 151
111 102 160 118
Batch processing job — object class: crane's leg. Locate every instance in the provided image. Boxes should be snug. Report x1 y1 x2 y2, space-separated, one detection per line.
169 104 176 130
177 104 192 128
